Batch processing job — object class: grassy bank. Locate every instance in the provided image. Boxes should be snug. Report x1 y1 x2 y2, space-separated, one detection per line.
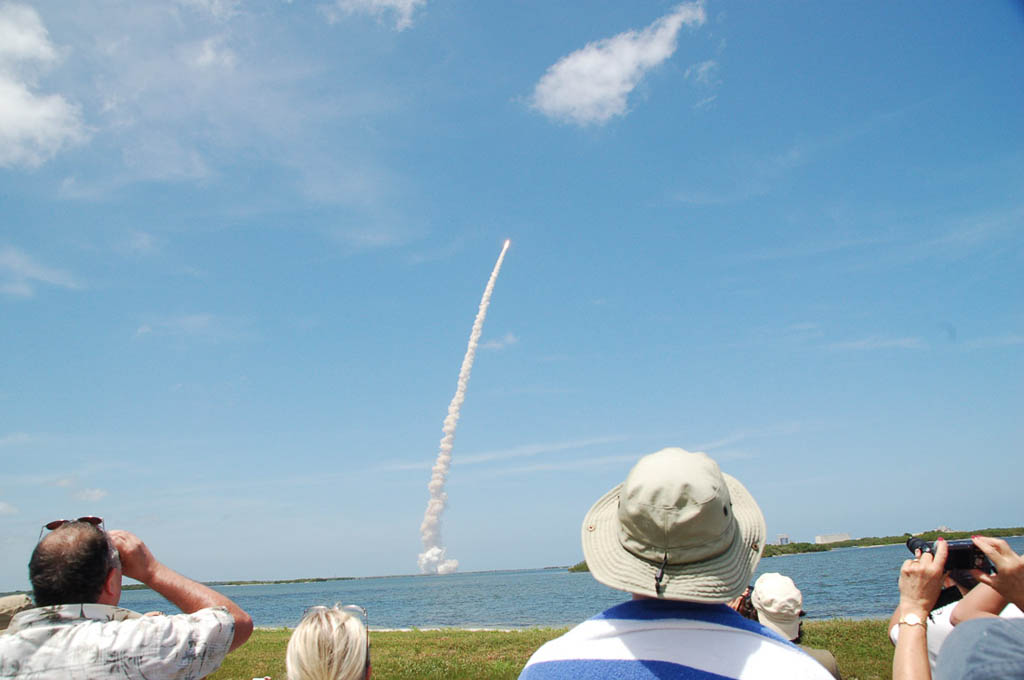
209 618 893 680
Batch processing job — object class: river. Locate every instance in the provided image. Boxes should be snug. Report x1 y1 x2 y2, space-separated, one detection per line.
118 537 1024 628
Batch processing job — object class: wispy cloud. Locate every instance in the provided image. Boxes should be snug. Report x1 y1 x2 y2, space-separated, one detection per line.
120 231 161 256
694 422 802 452
693 94 717 110
828 336 927 351
963 334 1024 350
732 236 892 264
482 454 640 478
5 3 419 249
671 142 813 205
379 436 626 471
74 488 109 502
0 501 18 515
0 3 88 167
134 313 250 342
0 433 32 447
0 247 81 298
685 59 718 86
530 2 706 126
181 35 237 72
320 0 425 31
176 0 240 21
480 332 519 351
910 207 1024 261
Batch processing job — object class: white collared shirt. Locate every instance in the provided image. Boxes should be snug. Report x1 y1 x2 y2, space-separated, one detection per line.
0 603 234 680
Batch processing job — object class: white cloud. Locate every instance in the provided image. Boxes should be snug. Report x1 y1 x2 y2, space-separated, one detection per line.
0 432 31 446
685 59 718 86
321 0 425 31
0 3 87 167
184 36 236 71
74 488 108 502
530 2 706 126
0 246 81 298
695 423 802 452
828 336 927 351
484 454 641 478
693 94 717 110
124 231 160 256
176 0 240 21
0 281 32 297
133 313 250 342
963 334 1024 350
0 500 17 515
9 3 414 247
378 436 626 471
121 135 211 181
480 332 519 351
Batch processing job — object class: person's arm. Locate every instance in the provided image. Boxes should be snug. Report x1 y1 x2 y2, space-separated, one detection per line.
949 582 1006 625
109 530 254 651
970 536 1024 611
887 605 902 646
893 538 947 680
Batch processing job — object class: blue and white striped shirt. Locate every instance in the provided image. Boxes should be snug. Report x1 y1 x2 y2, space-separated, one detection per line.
519 599 834 680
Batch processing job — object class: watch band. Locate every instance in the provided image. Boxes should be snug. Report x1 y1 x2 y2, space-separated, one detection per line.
898 613 927 627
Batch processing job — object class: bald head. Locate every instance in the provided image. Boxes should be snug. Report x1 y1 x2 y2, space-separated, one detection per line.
30 521 118 606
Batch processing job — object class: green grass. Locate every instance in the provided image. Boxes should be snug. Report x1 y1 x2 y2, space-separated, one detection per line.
209 619 895 680
802 618 892 680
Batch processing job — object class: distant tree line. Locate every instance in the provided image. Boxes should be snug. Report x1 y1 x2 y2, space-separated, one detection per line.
121 576 355 591
569 527 1024 570
761 527 1024 558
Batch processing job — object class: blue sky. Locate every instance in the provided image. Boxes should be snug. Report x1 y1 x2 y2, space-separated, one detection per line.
2 0 1022 590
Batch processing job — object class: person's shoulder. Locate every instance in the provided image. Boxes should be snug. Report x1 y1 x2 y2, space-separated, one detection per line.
520 602 832 680
800 646 841 677
168 606 235 632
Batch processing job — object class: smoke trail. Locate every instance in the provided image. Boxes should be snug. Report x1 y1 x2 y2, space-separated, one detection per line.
418 240 511 575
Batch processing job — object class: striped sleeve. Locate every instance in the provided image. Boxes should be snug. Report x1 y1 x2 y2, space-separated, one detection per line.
519 607 834 680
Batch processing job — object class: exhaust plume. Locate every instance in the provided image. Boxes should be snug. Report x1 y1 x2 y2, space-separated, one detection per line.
418 240 511 574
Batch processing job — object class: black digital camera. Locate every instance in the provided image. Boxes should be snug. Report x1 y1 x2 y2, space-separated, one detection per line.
905 537 995 573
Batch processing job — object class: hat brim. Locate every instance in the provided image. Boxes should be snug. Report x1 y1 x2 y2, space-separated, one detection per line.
756 610 801 641
581 472 765 602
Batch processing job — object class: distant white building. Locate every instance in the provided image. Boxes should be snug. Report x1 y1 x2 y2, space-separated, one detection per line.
777 534 790 546
814 533 851 545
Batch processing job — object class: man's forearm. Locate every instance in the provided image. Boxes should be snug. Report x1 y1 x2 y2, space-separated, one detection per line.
143 563 254 651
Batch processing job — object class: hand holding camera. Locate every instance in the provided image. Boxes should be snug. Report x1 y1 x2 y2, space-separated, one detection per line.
899 537 948 619
971 536 1024 610
905 537 994 573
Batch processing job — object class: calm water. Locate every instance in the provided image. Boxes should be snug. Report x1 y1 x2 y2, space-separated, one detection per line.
119 537 1024 628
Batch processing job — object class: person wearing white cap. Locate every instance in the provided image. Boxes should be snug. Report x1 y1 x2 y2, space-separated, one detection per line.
518 447 834 680
751 573 841 679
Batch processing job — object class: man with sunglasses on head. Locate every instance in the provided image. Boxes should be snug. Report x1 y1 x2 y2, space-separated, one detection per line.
0 517 253 679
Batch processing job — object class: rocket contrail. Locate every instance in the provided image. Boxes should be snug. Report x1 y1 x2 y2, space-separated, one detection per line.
418 239 511 575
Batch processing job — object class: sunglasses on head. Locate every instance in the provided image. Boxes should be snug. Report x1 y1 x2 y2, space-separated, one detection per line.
38 516 120 569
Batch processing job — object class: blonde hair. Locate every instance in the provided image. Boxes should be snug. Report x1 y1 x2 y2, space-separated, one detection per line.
286 605 369 680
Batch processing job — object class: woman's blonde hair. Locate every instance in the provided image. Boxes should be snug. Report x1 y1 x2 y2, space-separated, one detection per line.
286 604 369 680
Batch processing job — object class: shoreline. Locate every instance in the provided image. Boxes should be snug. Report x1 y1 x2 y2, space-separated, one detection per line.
253 614 888 632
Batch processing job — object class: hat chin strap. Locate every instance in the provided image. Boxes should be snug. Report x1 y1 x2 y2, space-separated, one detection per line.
653 553 668 595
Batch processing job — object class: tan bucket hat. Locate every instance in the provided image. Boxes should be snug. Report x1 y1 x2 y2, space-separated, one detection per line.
581 447 765 602
0 594 33 633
